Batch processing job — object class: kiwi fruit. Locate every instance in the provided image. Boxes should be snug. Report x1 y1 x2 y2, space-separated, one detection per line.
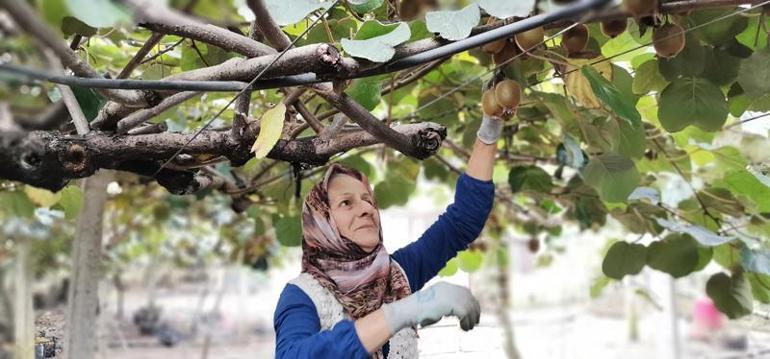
493 41 518 65
562 24 588 55
482 89 504 117
515 27 545 53
494 80 522 109
399 0 421 20
527 238 540 253
624 0 657 17
652 23 685 58
482 38 508 55
601 19 627 38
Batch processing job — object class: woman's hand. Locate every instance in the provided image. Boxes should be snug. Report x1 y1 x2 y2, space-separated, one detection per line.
381 282 481 333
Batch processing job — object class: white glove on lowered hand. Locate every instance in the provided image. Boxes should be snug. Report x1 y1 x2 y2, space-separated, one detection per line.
381 282 481 334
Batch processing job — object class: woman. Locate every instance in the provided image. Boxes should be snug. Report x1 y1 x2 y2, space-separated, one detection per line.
273 114 504 358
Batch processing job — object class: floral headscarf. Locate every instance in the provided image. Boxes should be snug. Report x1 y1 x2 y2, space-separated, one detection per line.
301 163 412 321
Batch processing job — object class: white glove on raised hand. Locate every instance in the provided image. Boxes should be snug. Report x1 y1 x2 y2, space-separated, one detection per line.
381 282 481 334
476 115 503 144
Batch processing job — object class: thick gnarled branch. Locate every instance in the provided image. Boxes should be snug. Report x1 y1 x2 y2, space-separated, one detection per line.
0 122 446 193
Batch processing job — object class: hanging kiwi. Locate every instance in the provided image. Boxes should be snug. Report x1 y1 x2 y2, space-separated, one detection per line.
482 89 504 118
562 24 588 55
527 238 540 253
494 80 522 109
515 27 545 53
624 0 658 18
601 19 627 38
482 38 508 55
493 41 518 65
652 23 685 58
399 0 421 20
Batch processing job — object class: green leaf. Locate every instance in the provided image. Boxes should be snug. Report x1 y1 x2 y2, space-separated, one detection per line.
477 0 535 18
742 247 770 276
457 250 483 272
341 22 411 62
508 165 553 193
688 8 748 45
273 214 302 246
646 234 700 278
699 187 744 217
706 272 753 319
747 273 770 304
695 246 714 272
24 186 60 208
632 60 668 95
615 117 646 159
250 102 287 159
425 4 480 41
0 191 35 218
722 170 770 212
345 76 384 111
61 16 97 37
582 153 640 203
658 77 728 132
39 0 70 28
58 185 83 219
348 0 385 14
602 241 647 279
264 0 334 26
611 202 666 235
438 257 459 277
64 0 131 28
702 48 741 86
374 175 416 209
737 48 770 99
657 35 706 81
581 66 642 128
655 218 734 246
71 86 105 121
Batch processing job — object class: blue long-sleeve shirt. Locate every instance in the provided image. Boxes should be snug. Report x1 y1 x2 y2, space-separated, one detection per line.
273 172 495 358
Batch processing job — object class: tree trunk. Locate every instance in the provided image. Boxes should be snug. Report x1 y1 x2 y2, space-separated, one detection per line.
63 171 112 359
498 240 521 359
13 239 34 359
0 265 14 342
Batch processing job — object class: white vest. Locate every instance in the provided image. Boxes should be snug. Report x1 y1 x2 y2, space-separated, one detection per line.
288 264 418 359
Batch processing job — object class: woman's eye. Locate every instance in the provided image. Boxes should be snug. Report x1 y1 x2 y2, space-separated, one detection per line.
339 200 350 207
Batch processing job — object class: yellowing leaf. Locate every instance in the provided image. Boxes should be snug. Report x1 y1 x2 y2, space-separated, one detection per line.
250 102 287 159
565 58 613 109
24 185 61 207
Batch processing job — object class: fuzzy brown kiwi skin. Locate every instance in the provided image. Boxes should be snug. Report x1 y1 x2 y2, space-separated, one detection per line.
482 89 504 118
653 23 685 58
494 80 522 109
624 0 658 17
515 27 545 53
399 0 420 20
493 41 519 65
562 24 588 55
482 39 508 54
601 19 628 38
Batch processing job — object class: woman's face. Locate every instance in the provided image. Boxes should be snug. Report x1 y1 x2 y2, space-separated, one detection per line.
327 174 381 253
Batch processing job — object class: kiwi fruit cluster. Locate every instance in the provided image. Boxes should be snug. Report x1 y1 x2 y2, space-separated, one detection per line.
481 26 545 65
482 79 522 119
